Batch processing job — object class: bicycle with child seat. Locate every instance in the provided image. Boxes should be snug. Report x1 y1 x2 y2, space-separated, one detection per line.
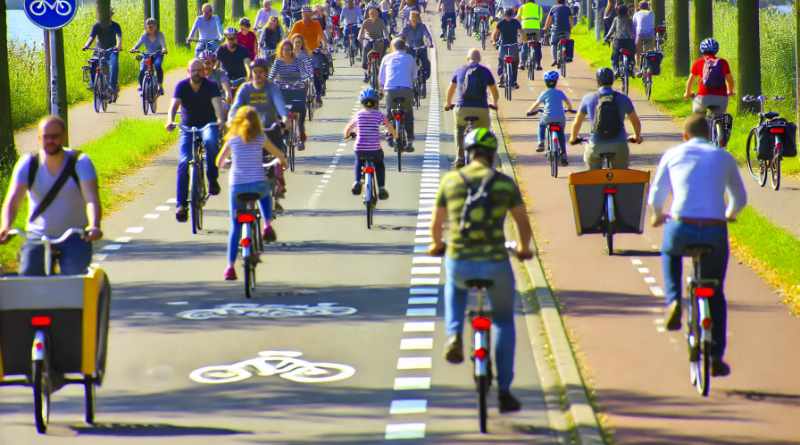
429 241 531 433
1 228 110 434
527 109 576 178
744 95 793 191
235 193 264 298
131 49 163 115
498 43 518 101
446 17 456 50
83 48 118 113
390 97 408 171
179 122 218 235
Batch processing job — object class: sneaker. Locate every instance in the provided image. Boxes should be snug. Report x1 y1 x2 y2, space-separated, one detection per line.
378 188 389 200
158 86 164 95
536 64 543 71
550 61 558 67
262 225 277 243
711 357 731 377
513 83 520 89
175 206 188 222
351 181 362 195
444 334 464 364
363 73 368 83
404 143 415 152
274 201 284 213
498 391 522 413
223 266 237 281
208 180 221 196
519 64 526 71
560 156 569 166
665 300 682 331
298 140 306 151
498 80 506 88
536 143 545 152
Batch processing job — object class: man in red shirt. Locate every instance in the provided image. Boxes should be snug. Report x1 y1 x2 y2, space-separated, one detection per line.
684 37 735 117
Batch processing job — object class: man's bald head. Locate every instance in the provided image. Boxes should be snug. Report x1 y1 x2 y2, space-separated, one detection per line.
391 37 406 51
467 48 481 63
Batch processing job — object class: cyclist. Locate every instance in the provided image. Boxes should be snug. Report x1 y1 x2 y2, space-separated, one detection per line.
492 8 522 89
568 67 642 169
254 0 280 33
130 18 167 96
498 0 521 16
187 3 224 56
291 6 328 103
517 0 544 71
604 4 634 77
445 49 499 167
344 88 397 199
438 0 457 39
201 51 233 105
282 0 307 28
542 0 572 67
428 127 533 413
217 27 252 93
230 58 289 151
359 6 390 82
379 38 417 152
632 1 655 71
470 0 492 35
81 8 122 97
526 70 574 164
217 106 288 281
0 116 103 275
165 59 226 222
341 0 364 54
684 38 735 145
271 39 312 151
648 113 747 377
237 18 258 61
259 16 283 60
401 11 434 83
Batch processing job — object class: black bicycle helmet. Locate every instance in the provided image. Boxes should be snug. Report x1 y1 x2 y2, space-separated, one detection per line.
250 58 270 70
596 67 615 86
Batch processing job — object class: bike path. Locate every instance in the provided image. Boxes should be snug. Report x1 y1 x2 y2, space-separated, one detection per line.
0 35 557 443
481 33 800 443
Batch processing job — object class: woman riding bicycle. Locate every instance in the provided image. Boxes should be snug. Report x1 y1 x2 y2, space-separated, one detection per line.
271 39 312 150
604 4 635 78
130 18 167 95
259 16 283 60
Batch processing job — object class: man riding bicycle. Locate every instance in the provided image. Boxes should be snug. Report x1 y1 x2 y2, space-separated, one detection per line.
684 38 735 146
428 127 533 414
400 11 434 83
0 116 103 275
282 0 308 28
569 67 642 169
543 0 572 67
217 27 252 92
492 8 522 89
379 38 417 152
438 0 458 39
82 8 123 96
517 0 544 71
340 0 364 53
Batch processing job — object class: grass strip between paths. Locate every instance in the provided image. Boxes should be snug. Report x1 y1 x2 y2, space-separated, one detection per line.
572 21 800 315
0 119 178 270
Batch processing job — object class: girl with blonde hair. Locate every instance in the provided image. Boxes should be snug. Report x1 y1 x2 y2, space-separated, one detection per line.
216 106 287 280
270 38 312 150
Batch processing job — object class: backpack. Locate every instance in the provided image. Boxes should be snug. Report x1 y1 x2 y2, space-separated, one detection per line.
702 57 726 90
460 65 485 102
458 170 498 238
592 92 624 141
26 151 83 222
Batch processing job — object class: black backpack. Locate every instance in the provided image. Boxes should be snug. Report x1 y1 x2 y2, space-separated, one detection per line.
592 92 624 141
458 170 498 237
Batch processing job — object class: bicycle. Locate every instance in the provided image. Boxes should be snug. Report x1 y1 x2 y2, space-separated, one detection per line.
348 134 382 229
445 104 496 167
639 50 662 100
412 46 428 105
616 47 633 95
305 78 317 121
283 104 301 173
445 17 456 50
681 243 719 397
188 38 221 57
498 43 518 101
527 109 576 178
478 12 489 50
83 48 117 113
365 43 383 91
235 192 264 298
523 38 541 81
690 94 734 149
131 49 163 115
179 122 218 234
556 37 570 78
744 95 794 191
390 97 408 170
345 25 359 66
655 23 666 51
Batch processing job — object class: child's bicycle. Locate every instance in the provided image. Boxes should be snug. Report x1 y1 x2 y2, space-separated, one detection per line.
526 108 576 178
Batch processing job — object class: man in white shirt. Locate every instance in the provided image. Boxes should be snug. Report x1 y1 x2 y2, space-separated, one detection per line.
379 38 417 151
648 113 747 377
632 1 655 64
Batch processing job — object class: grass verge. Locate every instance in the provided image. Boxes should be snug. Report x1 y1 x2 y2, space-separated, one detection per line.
0 119 178 270
572 22 800 315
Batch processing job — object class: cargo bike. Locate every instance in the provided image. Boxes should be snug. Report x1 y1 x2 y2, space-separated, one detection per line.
0 229 111 434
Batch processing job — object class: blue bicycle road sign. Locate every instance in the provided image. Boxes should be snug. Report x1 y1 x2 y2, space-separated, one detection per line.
23 0 78 30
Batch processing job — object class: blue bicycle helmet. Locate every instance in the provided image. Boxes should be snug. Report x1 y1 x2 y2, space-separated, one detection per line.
359 87 379 106
699 38 719 55
544 70 560 85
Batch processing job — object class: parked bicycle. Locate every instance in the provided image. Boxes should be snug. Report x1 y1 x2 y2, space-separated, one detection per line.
743 95 797 191
179 122 218 234
131 49 163 115
82 47 118 113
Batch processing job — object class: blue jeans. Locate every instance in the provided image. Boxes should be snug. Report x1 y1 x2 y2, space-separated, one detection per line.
445 257 516 391
20 234 92 276
538 120 566 153
441 12 456 34
228 181 272 264
107 50 119 91
550 31 569 63
176 125 220 206
520 37 542 67
281 88 307 135
661 220 729 357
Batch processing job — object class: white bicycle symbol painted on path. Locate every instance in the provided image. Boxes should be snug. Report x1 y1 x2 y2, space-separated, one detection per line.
177 303 357 320
28 0 73 17
190 351 356 384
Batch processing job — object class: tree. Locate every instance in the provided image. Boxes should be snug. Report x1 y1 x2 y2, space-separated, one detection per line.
652 0 665 28
214 0 225 24
232 0 244 19
97 0 111 24
672 0 690 76
144 0 161 23
737 0 760 113
796 1 799 127
0 0 15 167
175 0 189 46
692 0 712 56
250 0 259 8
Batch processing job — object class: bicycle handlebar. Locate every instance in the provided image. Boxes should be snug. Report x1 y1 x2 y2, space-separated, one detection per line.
179 122 220 133
8 228 86 244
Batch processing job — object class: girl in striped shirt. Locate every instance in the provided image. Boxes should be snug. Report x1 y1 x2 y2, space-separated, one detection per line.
343 87 397 199
216 106 287 281
271 38 311 150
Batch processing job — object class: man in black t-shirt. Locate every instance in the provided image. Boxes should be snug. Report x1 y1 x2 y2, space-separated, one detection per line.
216 27 252 87
166 59 226 223
491 8 521 88
82 9 123 95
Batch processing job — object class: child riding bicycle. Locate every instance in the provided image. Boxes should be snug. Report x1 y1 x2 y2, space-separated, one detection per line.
526 70 575 165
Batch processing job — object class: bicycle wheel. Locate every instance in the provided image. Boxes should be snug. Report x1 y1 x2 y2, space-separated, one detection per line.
550 147 558 178
745 127 759 181
244 256 256 299
560 54 566 78
397 125 404 172
288 135 296 172
190 163 201 234
604 207 614 255
689 297 711 396
84 378 96 424
365 172 374 229
644 75 652 100
481 31 486 50
149 82 159 114
622 70 629 95
477 375 489 433
771 157 781 191
32 359 50 434
142 77 151 115
759 160 768 187
349 46 355 66
93 78 104 113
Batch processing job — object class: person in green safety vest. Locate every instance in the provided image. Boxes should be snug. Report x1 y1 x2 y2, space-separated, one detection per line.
516 0 543 71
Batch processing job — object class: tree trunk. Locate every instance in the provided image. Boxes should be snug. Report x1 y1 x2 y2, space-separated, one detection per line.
214 0 225 24
144 0 151 22
44 31 70 146
232 0 244 19
796 0 799 128
672 0 689 76
653 0 665 27
147 0 161 22
250 0 259 8
587 0 594 29
175 0 189 46
737 0 760 113
196 0 204 15
0 0 15 166
692 0 712 56
96 0 111 24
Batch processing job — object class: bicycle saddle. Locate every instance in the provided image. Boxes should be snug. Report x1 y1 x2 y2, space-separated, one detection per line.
465 279 494 289
236 192 262 203
761 111 779 120
464 116 480 122
682 244 713 258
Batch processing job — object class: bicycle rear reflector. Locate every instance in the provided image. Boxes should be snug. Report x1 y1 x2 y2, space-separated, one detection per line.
602 187 618 195
474 347 488 360
695 287 715 298
237 213 256 224
363 166 376 174
701 318 712 330
769 127 786 135
621 49 632 56
549 124 562 132
504 56 514 63
30 315 52 328
472 316 491 331
240 237 252 248
393 112 404 120
369 52 381 60
656 26 666 34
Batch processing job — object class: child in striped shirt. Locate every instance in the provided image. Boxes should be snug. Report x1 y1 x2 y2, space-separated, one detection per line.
343 87 397 199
